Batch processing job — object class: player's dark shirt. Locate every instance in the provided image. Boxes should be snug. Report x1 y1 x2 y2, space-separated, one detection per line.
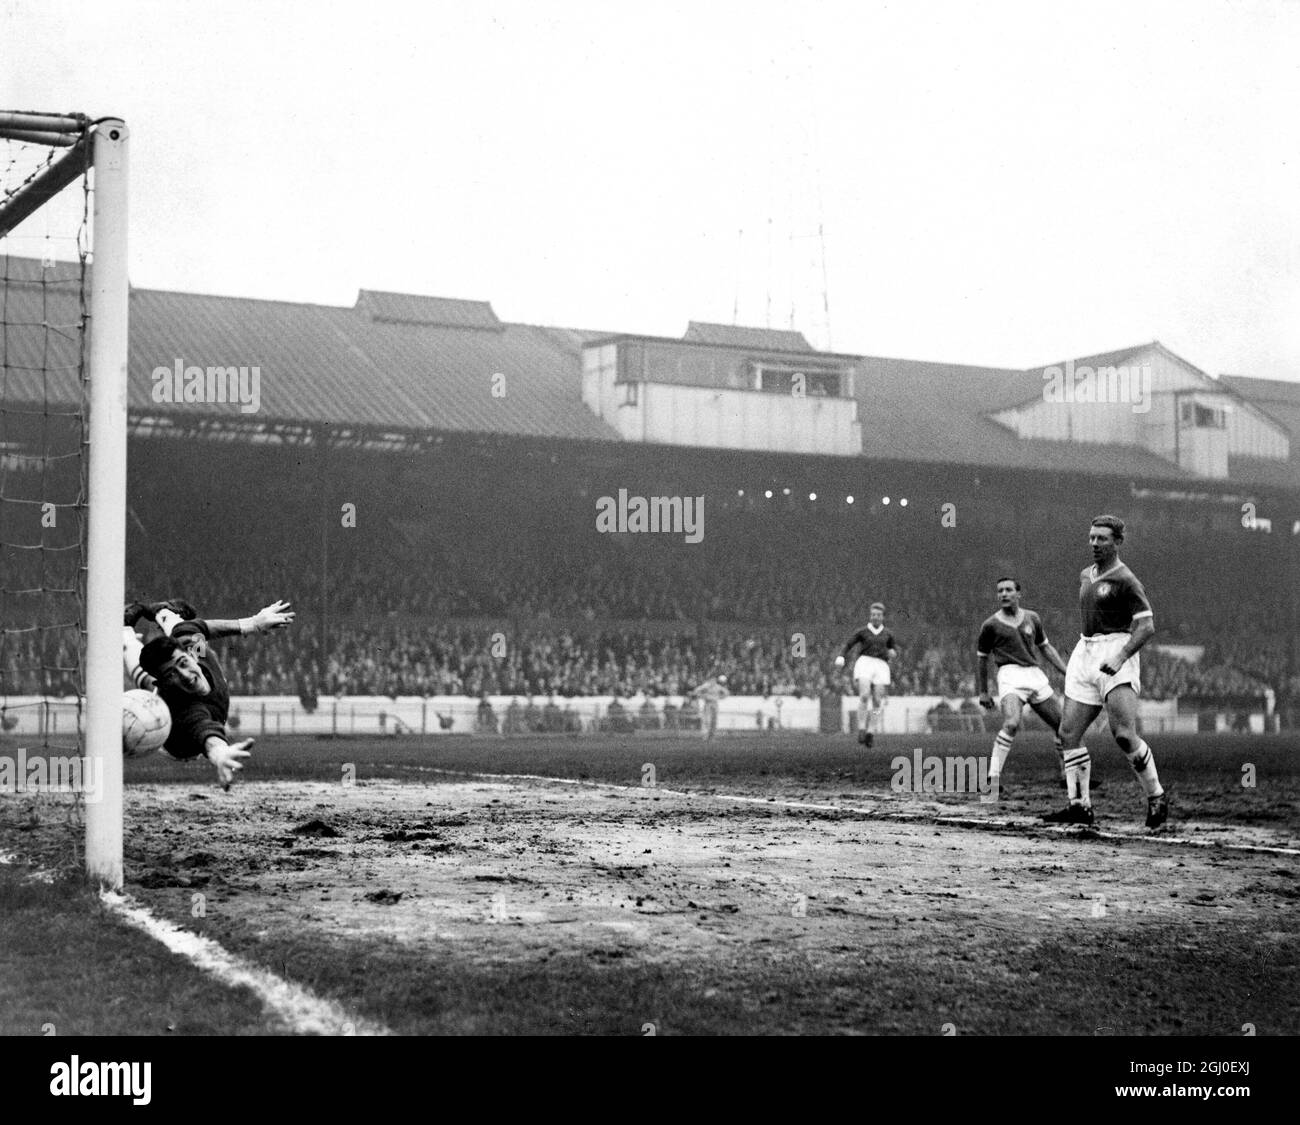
1078 562 1153 636
156 621 231 760
977 609 1047 668
842 625 897 662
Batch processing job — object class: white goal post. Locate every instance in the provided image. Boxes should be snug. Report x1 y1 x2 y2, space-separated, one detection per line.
0 112 129 888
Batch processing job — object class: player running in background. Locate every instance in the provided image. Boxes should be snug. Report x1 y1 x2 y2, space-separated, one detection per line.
833 603 897 747
691 674 729 740
124 599 294 788
1044 515 1168 829
976 577 1069 798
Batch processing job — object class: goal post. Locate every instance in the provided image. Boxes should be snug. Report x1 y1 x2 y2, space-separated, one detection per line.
83 120 129 890
0 112 129 889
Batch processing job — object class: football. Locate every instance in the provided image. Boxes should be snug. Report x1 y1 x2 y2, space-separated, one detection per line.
122 688 172 757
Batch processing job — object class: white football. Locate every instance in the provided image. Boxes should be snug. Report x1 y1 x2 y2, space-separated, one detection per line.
122 688 172 757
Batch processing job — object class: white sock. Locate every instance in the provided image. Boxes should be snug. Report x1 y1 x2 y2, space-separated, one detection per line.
990 731 1013 779
1126 739 1163 798
857 699 869 732
1062 746 1091 805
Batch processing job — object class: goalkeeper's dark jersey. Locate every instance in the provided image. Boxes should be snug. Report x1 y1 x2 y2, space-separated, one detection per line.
156 621 231 760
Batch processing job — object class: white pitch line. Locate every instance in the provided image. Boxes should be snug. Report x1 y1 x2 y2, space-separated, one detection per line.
404 766 1300 856
99 889 392 1036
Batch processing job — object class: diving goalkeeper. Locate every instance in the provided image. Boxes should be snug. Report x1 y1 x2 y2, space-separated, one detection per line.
123 599 294 788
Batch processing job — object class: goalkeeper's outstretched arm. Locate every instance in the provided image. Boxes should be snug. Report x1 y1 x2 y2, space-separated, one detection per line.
169 599 295 639
125 600 293 688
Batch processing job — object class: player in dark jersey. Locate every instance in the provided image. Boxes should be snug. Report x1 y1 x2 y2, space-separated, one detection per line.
1044 515 1168 829
127 599 294 789
833 603 898 747
976 577 1069 798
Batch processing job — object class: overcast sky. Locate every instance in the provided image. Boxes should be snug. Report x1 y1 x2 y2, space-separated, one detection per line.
3 0 1298 379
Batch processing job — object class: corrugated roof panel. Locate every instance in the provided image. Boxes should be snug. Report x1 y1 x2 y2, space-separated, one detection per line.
356 289 501 330
684 321 812 352
855 354 1194 478
0 256 86 285
1228 455 1300 489
343 318 618 441
1221 375 1300 446
3 257 1296 487
1223 374 1300 405
0 257 86 405
128 290 434 428
1033 342 1156 376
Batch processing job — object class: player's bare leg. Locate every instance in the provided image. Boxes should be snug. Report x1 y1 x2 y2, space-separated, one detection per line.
1104 684 1168 829
1044 695 1101 825
1028 694 1068 788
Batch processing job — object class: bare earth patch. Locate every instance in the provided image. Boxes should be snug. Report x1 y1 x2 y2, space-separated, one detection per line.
96 775 1300 1034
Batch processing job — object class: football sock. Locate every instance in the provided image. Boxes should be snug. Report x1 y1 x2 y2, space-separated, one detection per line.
1062 746 1091 805
1125 738 1163 797
121 626 153 690
990 731 1014 779
857 698 869 734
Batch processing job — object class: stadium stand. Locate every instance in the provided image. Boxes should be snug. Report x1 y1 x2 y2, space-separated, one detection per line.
1 258 1296 718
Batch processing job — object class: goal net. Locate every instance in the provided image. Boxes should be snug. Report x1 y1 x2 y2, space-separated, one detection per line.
0 112 129 887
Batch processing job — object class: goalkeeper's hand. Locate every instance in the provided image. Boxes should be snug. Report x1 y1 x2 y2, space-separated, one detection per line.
833 655 845 668
252 600 295 632
206 738 254 790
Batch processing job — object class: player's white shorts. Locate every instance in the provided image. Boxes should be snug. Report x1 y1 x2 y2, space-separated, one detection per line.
1064 633 1140 706
996 663 1054 705
853 655 891 691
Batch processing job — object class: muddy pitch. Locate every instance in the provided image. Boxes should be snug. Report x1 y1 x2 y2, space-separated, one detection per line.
114 777 1295 1023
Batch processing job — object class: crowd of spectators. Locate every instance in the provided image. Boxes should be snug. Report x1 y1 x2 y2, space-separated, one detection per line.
2 472 1292 705
2 615 1280 704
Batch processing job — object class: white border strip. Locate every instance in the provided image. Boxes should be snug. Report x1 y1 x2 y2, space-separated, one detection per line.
403 766 1300 857
99 889 392 1036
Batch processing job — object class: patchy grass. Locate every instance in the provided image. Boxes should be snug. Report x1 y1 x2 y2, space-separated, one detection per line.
168 911 1299 1036
0 861 274 1035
